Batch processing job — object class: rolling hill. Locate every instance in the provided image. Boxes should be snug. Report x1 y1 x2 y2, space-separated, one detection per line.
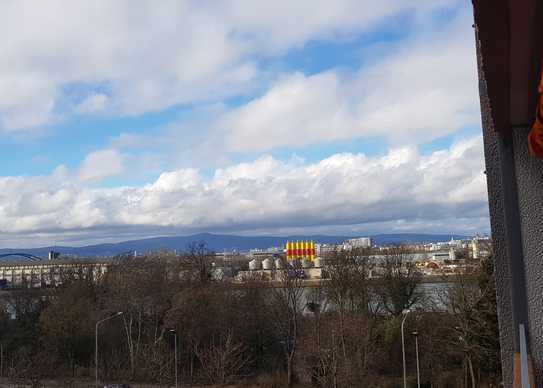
0 233 469 259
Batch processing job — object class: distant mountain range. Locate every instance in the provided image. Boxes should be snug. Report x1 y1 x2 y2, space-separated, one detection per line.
0 233 469 259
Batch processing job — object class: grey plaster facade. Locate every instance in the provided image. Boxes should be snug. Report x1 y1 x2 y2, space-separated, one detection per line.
480 61 543 387
480 83 515 388
512 127 543 385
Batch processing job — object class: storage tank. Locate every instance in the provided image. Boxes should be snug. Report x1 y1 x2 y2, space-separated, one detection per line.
262 258 273 270
275 258 284 269
314 257 323 268
249 259 261 271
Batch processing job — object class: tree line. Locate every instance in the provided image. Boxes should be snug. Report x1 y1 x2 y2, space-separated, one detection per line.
0 243 501 387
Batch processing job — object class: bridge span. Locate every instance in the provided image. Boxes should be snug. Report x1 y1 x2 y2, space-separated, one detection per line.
0 253 44 261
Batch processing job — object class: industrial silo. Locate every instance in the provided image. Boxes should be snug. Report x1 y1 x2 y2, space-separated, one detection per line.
262 258 273 270
249 259 261 271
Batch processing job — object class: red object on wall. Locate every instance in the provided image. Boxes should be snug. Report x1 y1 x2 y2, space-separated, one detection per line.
529 66 543 158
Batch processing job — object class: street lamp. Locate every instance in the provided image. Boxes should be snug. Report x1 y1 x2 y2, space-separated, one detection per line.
411 331 420 388
170 329 178 388
401 309 411 388
95 312 123 388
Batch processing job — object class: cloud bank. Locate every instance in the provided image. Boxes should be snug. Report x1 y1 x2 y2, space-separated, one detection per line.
0 136 488 246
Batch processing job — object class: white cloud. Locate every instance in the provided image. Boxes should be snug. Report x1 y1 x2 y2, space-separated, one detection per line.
215 9 478 152
214 0 457 54
0 0 461 132
0 76 56 130
219 72 351 152
76 93 108 114
0 1 486 247
0 136 488 245
78 149 125 182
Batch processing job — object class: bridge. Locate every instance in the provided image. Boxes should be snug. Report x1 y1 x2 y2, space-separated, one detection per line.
0 253 44 261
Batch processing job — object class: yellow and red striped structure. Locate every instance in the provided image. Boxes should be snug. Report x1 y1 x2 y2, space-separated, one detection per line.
285 240 315 261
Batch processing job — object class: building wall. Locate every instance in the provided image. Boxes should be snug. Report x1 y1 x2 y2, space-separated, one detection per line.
346 237 372 248
478 50 515 387
479 46 543 385
0 262 109 287
512 127 543 384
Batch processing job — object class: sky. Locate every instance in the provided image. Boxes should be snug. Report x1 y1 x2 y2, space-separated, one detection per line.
0 0 489 248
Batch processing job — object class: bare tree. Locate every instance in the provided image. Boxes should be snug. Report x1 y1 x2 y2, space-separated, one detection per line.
325 247 371 359
268 270 305 387
374 246 423 316
312 330 340 388
100 255 172 379
39 280 97 376
195 330 251 385
182 242 214 283
440 256 501 387
306 282 328 353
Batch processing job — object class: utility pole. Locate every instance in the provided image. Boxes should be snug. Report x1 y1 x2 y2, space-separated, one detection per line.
412 331 420 388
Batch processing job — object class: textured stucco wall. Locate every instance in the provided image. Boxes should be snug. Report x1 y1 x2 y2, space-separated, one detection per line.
512 127 543 384
479 67 543 387
476 27 515 385
479 79 515 387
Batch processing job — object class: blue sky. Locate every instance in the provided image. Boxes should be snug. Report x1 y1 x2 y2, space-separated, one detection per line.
0 0 489 247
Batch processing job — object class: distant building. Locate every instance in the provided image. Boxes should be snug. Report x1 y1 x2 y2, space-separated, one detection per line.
314 243 335 257
431 252 452 263
0 259 110 288
345 237 372 248
471 235 491 259
448 237 463 249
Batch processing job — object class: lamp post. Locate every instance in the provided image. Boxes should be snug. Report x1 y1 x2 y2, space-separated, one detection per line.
170 329 178 388
412 331 420 388
401 309 411 388
95 312 123 388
